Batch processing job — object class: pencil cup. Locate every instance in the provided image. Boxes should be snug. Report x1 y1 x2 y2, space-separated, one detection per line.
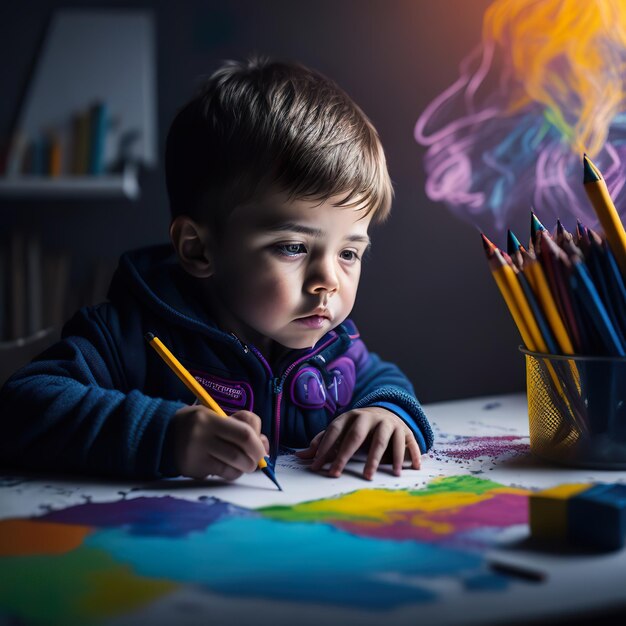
522 348 626 469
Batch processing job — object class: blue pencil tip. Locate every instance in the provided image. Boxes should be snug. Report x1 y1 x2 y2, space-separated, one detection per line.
507 229 522 255
263 466 283 491
530 212 546 240
583 154 600 184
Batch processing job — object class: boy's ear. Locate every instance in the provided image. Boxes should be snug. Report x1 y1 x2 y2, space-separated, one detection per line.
169 216 214 278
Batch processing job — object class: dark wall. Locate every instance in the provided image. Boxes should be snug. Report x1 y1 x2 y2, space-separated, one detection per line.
0 0 525 402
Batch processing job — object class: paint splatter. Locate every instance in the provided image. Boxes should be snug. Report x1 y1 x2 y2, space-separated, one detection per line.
432 435 530 461
0 475 530 623
41 496 254 537
483 402 502 410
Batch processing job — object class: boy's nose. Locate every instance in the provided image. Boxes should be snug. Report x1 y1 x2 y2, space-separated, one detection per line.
305 256 339 295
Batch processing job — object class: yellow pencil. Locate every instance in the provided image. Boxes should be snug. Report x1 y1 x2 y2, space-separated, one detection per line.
521 251 575 355
482 234 534 348
583 154 626 278
491 248 548 353
145 332 282 490
520 250 580 393
482 238 583 434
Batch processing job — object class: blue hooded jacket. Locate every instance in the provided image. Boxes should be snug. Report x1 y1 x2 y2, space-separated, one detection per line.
0 245 432 478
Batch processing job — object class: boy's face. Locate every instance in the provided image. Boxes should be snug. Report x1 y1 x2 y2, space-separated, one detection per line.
208 190 372 354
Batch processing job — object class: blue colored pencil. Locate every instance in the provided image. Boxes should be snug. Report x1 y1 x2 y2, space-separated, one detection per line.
530 211 547 249
569 257 626 356
602 240 626 339
587 237 626 349
516 270 558 354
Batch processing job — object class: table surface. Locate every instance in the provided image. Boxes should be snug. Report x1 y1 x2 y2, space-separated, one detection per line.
1 393 626 626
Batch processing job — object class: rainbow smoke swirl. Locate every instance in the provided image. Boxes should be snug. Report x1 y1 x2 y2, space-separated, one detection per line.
415 0 626 234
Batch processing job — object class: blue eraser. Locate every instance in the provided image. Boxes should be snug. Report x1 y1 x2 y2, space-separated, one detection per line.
569 483 626 551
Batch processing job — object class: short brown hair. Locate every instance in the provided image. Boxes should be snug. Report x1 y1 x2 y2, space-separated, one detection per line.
165 57 393 227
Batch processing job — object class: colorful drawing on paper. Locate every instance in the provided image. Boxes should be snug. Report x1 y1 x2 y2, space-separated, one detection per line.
0 475 529 625
415 0 626 234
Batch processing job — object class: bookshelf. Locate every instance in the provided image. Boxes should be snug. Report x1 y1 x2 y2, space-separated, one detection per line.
0 165 140 200
0 9 156 356
1 9 156 197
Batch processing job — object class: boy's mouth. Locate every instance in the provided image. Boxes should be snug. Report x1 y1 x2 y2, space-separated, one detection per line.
294 307 332 328
294 314 330 329
297 306 331 320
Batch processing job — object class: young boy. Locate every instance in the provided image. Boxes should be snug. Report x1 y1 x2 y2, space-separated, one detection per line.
0 58 432 482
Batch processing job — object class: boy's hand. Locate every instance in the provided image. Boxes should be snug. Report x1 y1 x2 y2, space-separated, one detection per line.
171 405 269 480
296 407 421 480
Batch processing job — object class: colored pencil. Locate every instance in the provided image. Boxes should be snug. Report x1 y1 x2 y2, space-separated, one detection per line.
568 258 626 356
520 250 575 355
507 229 525 270
482 239 534 350
587 236 626 348
530 211 548 248
602 240 626 339
484 240 557 356
537 232 584 352
145 332 282 490
482 233 586 437
583 154 626 278
517 269 558 354
499 236 558 353
487 558 547 583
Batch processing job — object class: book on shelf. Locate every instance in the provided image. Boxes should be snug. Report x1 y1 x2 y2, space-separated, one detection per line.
4 132 27 177
71 108 91 175
3 100 112 178
8 232 26 341
88 101 108 175
42 249 70 332
2 9 156 187
48 131 62 177
25 234 43 336
1 231 71 343
33 135 49 175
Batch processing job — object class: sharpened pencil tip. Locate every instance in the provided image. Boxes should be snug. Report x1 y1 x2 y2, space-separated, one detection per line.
506 229 522 255
583 153 600 183
530 212 546 241
144 332 155 342
262 466 283 491
480 232 496 257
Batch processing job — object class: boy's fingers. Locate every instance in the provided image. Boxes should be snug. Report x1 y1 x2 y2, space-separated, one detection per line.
392 428 405 476
212 436 259 474
204 456 243 481
216 422 265 469
328 420 371 478
406 434 422 470
224 412 268 461
311 421 346 469
231 410 263 434
260 434 270 455
295 431 324 459
363 423 394 480
295 448 314 458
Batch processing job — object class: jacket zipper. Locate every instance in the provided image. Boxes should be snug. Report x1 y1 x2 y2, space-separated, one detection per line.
258 336 339 461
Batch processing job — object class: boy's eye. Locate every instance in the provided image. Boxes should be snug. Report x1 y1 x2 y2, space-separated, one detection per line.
275 243 307 256
340 249 360 262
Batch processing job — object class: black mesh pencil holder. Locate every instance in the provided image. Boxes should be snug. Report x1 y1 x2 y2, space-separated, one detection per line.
522 347 626 469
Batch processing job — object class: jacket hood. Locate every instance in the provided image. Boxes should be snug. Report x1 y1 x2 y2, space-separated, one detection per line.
108 244 223 337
